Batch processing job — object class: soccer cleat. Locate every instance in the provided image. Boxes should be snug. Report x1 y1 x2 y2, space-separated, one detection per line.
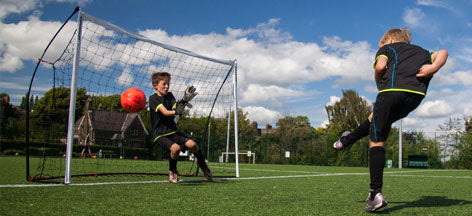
168 170 179 184
365 192 388 212
333 131 351 150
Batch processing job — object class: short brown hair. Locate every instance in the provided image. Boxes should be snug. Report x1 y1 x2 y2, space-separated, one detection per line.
151 72 171 85
379 28 411 47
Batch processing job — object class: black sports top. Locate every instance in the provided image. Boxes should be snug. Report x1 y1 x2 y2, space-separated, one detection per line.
374 42 434 96
149 92 177 142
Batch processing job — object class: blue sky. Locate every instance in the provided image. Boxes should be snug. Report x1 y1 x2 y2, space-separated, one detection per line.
1 0 472 132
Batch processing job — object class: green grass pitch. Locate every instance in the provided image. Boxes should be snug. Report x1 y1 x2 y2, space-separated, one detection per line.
1 156 471 215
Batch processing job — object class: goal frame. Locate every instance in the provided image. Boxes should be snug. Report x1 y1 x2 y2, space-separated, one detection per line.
32 9 240 184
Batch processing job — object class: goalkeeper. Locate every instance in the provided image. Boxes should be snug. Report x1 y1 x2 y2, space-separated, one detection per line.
149 72 212 183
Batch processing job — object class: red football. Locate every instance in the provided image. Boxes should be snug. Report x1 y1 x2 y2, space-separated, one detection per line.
121 88 146 113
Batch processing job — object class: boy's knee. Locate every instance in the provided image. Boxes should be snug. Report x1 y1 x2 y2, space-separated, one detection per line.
169 144 181 158
186 140 199 152
369 141 385 148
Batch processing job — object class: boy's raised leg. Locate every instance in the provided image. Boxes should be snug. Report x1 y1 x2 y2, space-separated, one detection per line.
333 119 371 149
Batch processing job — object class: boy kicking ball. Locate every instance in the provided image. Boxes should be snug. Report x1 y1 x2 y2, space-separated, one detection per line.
149 72 212 183
333 28 448 212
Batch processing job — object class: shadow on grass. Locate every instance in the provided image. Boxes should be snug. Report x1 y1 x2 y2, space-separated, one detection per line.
372 196 472 214
179 178 231 186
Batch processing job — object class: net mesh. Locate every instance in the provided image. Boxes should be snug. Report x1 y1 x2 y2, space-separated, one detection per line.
28 12 237 182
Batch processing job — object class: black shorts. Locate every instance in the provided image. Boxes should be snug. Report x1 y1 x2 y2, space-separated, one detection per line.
155 132 189 151
370 91 424 142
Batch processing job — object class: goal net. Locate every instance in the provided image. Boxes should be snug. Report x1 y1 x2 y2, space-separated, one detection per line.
26 8 239 183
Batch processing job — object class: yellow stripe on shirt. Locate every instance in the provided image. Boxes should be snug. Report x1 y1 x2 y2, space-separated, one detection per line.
379 88 425 96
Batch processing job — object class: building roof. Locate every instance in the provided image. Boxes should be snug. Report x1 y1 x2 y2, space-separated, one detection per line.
75 110 148 135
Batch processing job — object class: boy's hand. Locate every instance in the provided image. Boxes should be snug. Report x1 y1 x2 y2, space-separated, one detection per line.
417 64 437 78
183 86 198 102
174 101 185 116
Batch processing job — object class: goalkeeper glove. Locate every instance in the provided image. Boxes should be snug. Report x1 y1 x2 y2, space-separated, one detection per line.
174 101 185 116
182 86 198 103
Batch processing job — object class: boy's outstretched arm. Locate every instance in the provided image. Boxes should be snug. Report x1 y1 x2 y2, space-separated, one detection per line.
158 105 176 116
417 49 448 78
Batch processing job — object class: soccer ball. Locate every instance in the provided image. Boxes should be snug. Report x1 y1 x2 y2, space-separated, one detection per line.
121 88 146 113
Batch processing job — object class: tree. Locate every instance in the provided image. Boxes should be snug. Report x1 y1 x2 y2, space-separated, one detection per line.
20 93 27 110
176 108 257 163
269 115 317 164
465 116 472 133
90 94 122 112
458 117 472 169
458 132 472 169
30 87 87 140
437 117 463 168
325 89 372 166
0 92 12 138
325 89 372 133
30 95 34 110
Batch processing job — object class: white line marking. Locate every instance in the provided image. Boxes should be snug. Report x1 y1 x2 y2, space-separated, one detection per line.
387 174 472 179
212 166 324 174
0 169 468 188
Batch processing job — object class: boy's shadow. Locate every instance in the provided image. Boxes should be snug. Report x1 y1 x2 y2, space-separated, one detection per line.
373 196 472 214
179 178 232 186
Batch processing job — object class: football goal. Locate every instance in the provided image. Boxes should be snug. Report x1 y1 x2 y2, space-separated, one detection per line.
26 7 240 183
220 151 256 164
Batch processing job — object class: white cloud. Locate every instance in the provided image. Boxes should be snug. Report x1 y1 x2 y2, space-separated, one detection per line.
0 0 38 20
0 81 50 92
318 120 329 129
242 106 283 127
363 84 377 93
0 0 92 20
9 93 28 101
240 84 305 107
451 71 472 85
402 117 428 128
415 100 455 118
1 15 378 112
416 0 459 14
417 0 447 8
464 107 472 117
0 52 23 73
53 0 93 6
403 8 425 28
116 66 133 86
431 69 472 86
426 88 455 100
326 96 341 106
0 16 77 73
141 20 375 89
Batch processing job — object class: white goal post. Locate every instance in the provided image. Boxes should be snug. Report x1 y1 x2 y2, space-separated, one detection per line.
61 9 240 183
